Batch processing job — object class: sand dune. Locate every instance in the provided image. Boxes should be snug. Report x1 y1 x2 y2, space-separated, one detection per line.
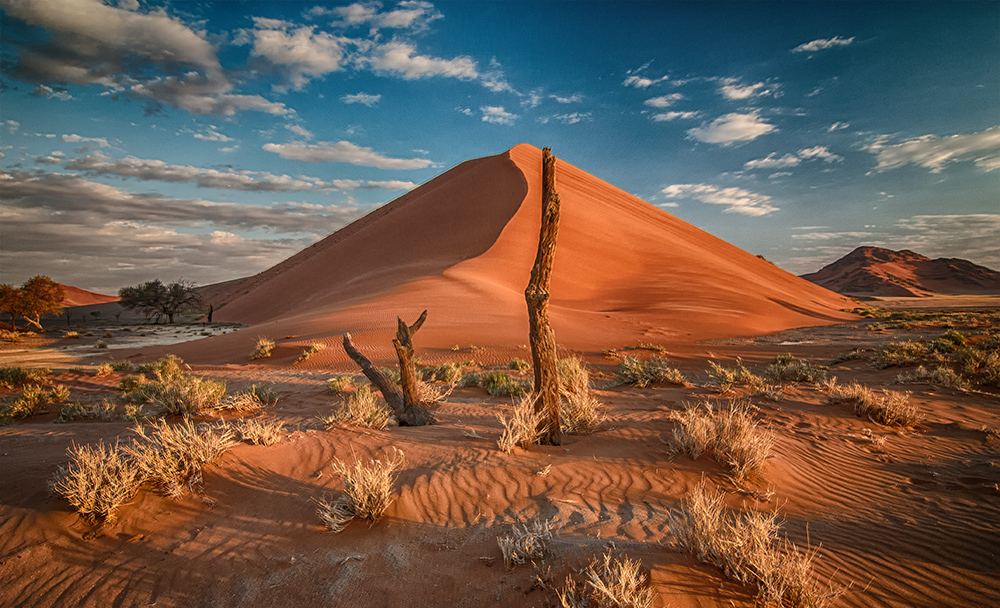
162 144 851 365
59 285 119 308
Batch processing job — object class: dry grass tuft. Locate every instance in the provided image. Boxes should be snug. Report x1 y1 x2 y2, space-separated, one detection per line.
670 480 842 608
706 359 766 393
49 440 143 523
825 379 923 427
317 449 404 533
324 384 393 430
326 375 354 394
667 400 772 481
497 519 553 569
234 417 284 446
584 552 655 608
497 394 544 453
557 357 605 434
128 419 236 498
294 342 325 364
216 383 278 412
766 354 828 384
616 355 686 387
250 336 275 360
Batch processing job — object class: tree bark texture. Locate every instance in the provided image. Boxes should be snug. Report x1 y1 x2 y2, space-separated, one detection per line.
525 147 562 446
342 332 404 412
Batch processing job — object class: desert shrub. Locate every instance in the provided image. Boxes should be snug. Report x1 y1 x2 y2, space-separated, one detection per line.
64 331 80 339
48 384 70 403
119 373 148 394
766 354 827 383
250 336 275 360
96 340 108 349
0 329 22 343
895 365 969 389
458 371 482 388
616 356 686 388
325 384 393 430
234 417 284 446
482 370 530 397
139 354 186 379
955 347 1000 387
0 366 50 388
557 357 590 395
128 419 236 498
248 383 279 406
508 358 531 372
381 366 402 384
497 519 553 569
49 440 144 523
873 341 930 369
667 400 772 481
294 342 326 364
56 402 88 422
831 349 863 364
150 374 227 417
669 480 841 608
706 360 766 392
94 363 114 377
327 375 354 394
109 360 136 372
420 362 464 383
2 384 54 419
497 394 544 453
825 380 923 427
317 449 404 533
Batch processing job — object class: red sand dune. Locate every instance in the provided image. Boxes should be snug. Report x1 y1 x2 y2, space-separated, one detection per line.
164 144 852 365
801 246 1000 297
60 284 119 308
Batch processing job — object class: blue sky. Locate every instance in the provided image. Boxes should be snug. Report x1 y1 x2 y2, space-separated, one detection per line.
1 0 998 294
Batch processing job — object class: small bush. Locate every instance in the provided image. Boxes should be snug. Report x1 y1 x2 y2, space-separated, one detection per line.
294 342 326 364
557 357 590 395
558 357 604 435
584 552 654 608
706 359 765 392
317 449 404 533
667 400 772 480
873 341 930 369
895 365 969 389
235 417 284 446
96 340 108 349
825 380 923 427
56 402 89 422
0 366 50 388
766 354 828 383
128 419 236 498
250 336 275 360
420 362 464 383
150 374 227 417
617 356 686 387
325 385 393 430
49 440 143 523
0 329 22 343
831 349 863 364
109 360 136 372
49 385 70 403
248 383 279 406
458 371 482 388
482 370 530 397
497 519 553 569
508 358 531 372
381 366 402 384
497 394 544 453
94 363 114 377
119 373 148 394
64 331 80 339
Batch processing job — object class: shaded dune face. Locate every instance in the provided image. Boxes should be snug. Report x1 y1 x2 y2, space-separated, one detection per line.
192 144 851 363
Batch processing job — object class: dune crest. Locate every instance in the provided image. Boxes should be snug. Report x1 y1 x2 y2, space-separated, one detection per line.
184 144 852 364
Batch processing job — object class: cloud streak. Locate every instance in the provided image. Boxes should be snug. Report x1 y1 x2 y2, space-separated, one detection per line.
660 183 779 216
866 126 1000 173
687 112 776 145
262 141 434 169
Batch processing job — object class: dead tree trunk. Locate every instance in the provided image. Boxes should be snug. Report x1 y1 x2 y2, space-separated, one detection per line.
342 309 434 426
525 147 562 446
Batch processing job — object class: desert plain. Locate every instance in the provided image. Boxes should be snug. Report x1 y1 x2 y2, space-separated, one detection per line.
1 145 998 608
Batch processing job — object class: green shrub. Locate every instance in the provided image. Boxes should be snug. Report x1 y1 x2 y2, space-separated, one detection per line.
508 358 531 372
616 356 686 388
873 341 930 369
458 371 482 388
109 360 136 372
419 362 463 383
0 366 50 388
481 370 530 397
765 354 827 383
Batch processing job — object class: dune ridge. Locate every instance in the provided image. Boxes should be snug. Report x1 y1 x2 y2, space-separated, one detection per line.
165 144 852 365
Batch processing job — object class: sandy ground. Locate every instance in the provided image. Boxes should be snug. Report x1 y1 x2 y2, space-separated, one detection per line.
1 307 998 608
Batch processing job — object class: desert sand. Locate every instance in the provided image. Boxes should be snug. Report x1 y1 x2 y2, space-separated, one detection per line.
1 145 998 608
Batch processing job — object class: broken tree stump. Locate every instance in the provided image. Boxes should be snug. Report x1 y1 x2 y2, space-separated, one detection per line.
525 147 562 446
342 310 434 426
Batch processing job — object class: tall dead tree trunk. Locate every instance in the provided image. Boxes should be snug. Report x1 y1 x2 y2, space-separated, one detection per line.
342 309 434 426
525 147 562 446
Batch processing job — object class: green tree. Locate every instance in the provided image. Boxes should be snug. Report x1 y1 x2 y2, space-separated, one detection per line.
12 276 66 330
118 279 202 324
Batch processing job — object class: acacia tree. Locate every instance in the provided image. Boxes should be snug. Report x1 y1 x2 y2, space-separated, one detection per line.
2 276 66 330
118 279 202 324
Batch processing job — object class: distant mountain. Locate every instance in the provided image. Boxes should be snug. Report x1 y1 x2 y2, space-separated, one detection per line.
801 246 1000 297
61 285 119 307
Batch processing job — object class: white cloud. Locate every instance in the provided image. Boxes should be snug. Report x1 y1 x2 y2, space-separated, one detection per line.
866 126 1000 173
551 94 583 104
284 124 314 139
366 41 478 80
262 140 434 169
191 126 232 142
828 121 850 131
623 74 669 88
521 90 542 109
660 183 778 216
687 112 776 145
5 120 20 134
251 21 345 91
792 36 855 53
644 94 684 108
481 106 517 126
552 112 592 125
719 79 772 100
342 92 382 106
650 111 699 122
744 146 841 170
32 84 72 100
332 1 441 31
62 133 109 147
